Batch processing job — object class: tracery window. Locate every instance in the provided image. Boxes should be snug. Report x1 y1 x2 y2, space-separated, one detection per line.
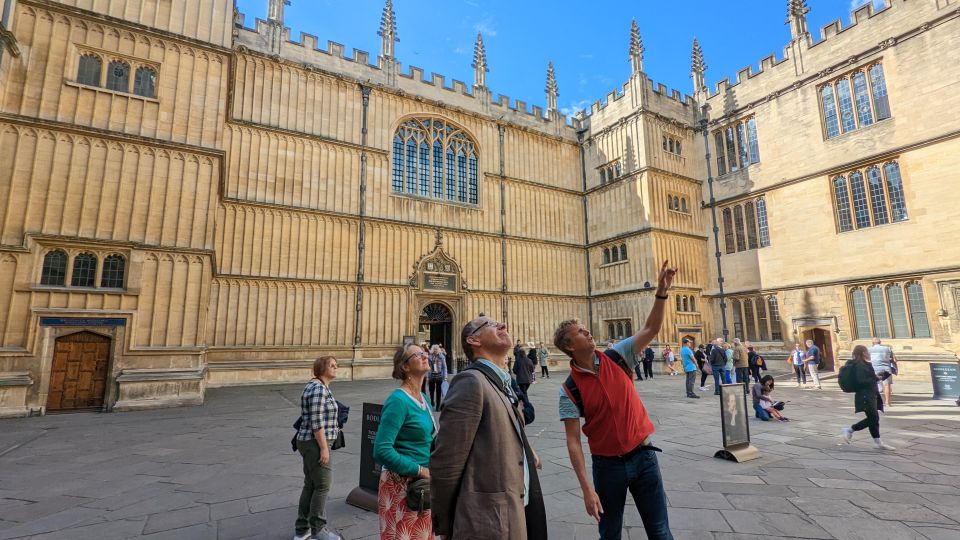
598 160 623 185
105 60 131 92
819 63 891 139
676 294 698 313
729 294 782 342
850 282 931 339
77 54 102 86
392 118 479 204
40 250 68 286
721 196 770 253
832 160 908 233
132 66 157 98
606 319 633 340
714 117 760 176
601 243 627 266
71 252 97 287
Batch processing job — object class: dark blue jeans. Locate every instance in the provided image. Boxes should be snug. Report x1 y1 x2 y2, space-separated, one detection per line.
754 403 770 421
712 367 724 394
592 450 673 540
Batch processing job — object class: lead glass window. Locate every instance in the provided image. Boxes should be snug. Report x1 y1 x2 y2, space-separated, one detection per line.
887 285 910 339
884 162 908 222
768 296 783 341
732 300 743 338
744 201 758 250
851 288 872 339
723 208 735 254
40 249 68 286
77 54 102 86
733 205 746 252
100 254 126 288
746 118 760 164
866 166 889 225
869 287 891 339
391 136 404 191
735 123 748 169
756 197 770 247
619 244 627 261
852 71 873 128
132 66 157 98
907 283 931 338
870 65 891 120
391 118 480 205
105 60 130 92
822 64 891 139
743 298 757 341
833 176 854 232
849 171 870 229
821 86 841 139
756 298 769 341
71 252 97 287
714 131 727 176
433 142 443 198
724 128 737 172
836 78 856 134
833 161 909 233
602 248 610 265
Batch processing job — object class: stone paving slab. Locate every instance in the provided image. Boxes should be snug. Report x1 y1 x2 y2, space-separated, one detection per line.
1 371 958 539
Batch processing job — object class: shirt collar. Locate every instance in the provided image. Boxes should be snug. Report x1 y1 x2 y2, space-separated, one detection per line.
569 351 601 374
475 358 510 385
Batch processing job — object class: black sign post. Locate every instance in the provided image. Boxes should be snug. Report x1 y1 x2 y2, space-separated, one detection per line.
346 402 383 511
930 362 959 401
714 383 759 462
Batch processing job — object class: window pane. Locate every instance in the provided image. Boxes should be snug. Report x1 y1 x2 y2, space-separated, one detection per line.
768 297 783 341
626 321 633 335
468 153 478 204
405 140 417 194
667 195 674 210
733 205 746 252
744 202 758 250
821 86 841 138
852 71 873 127
457 152 467 202
852 289 872 340
133 66 157 98
735 123 749 169
433 142 443 198
105 60 130 92
40 250 67 286
743 299 756 341
391 136 404 192
884 162 908 222
870 65 891 120
886 285 910 339
746 118 760 164
866 166 889 225
77 55 102 86
732 300 743 338
419 143 430 196
723 208 735 254
602 249 610 264
756 297 769 341
836 78 857 133
868 287 891 339
690 297 697 312
611 247 620 263
725 128 738 171
682 297 689 312
100 255 126 288
714 131 726 175
833 176 854 232
849 171 870 229
756 197 770 247
619 244 627 260
906 283 931 338
71 253 97 287
446 150 456 200
608 323 615 339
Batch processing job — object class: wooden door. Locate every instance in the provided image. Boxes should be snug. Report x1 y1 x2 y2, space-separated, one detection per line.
48 331 111 411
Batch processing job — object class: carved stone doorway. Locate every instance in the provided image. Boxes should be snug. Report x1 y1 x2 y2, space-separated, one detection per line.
48 331 111 412
418 303 453 371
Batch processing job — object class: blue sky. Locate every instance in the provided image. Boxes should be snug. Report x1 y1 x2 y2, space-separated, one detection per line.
235 0 885 117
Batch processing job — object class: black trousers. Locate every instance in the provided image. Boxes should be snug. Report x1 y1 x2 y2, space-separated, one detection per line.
429 379 443 411
518 382 531 394
852 401 880 438
642 361 654 379
749 366 762 382
541 365 549 378
699 367 709 388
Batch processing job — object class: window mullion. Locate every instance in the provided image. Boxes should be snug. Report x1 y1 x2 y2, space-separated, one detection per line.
881 162 895 223
762 296 772 341
64 255 75 287
881 284 894 338
864 288 877 337
94 255 104 288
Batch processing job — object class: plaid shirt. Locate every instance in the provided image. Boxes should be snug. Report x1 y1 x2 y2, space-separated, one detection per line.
296 379 339 442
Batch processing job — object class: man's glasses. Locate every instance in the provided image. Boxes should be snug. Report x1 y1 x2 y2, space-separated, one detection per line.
469 319 503 337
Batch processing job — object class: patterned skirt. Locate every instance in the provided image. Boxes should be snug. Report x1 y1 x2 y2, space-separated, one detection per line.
378 469 433 539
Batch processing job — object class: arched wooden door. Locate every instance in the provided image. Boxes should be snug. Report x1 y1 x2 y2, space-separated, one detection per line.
48 331 111 411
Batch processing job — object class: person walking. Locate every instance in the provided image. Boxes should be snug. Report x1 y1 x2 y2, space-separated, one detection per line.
709 339 727 395
431 317 547 540
428 344 448 412
803 339 823 389
747 345 765 383
293 357 342 540
663 345 678 376
868 338 896 407
538 341 550 379
556 260 677 540
373 344 436 539
840 345 895 450
695 344 709 391
790 343 807 387
732 338 748 384
642 346 655 380
513 342 535 394
681 339 699 399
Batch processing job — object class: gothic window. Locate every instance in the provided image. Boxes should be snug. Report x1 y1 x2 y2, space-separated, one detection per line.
40 249 68 286
619 244 627 261
682 296 689 312
731 299 743 338
852 71 873 128
869 286 891 339
820 86 841 139
676 295 682 312
615 161 622 177
724 127 737 172
667 195 674 210
733 205 746 252
676 141 682 154
887 285 910 339
602 248 610 265
662 136 668 151
866 166 888 225
746 118 760 164
681 198 688 213
392 118 479 205
833 161 909 232
851 282 930 339
714 117 759 176
821 63 891 139
743 298 757 341
77 54 102 86
608 322 615 339
626 321 633 335
756 298 769 341
132 66 157 98
744 201 758 250
611 246 620 263
851 288 872 339
722 208 735 254
105 60 131 92
71 252 97 287
668 139 675 153
714 132 727 176
849 171 870 229
689 296 697 312
884 162 908 222
673 196 680 210
836 78 856 134
833 175 854 232
100 254 126 288
735 123 748 169
870 64 891 120
768 296 783 341
756 197 770 247
907 283 931 338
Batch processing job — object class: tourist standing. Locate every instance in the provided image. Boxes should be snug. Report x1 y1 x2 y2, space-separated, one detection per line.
556 260 676 540
374 344 436 539
723 343 734 384
732 338 748 384
513 342 535 394
695 344 709 391
527 343 539 384
840 345 895 450
431 317 547 540
790 343 806 387
803 339 823 389
663 345 678 376
513 339 524 373
293 357 342 540
428 344 447 411
709 339 726 395
868 338 895 407
642 346 655 380
681 339 699 399
538 341 550 379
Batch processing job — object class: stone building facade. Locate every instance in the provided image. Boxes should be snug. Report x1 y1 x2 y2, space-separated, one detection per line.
0 0 957 415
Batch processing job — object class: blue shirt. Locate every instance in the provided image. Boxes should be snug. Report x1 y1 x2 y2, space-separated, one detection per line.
558 337 638 420
476 359 529 506
806 345 821 364
681 346 696 372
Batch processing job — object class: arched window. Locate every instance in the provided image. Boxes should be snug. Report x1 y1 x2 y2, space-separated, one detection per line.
743 298 756 341
886 285 909 339
611 246 620 263
101 254 126 288
884 162 908 222
731 299 743 338
668 139 675 153
392 118 479 204
682 296 689 312
662 136 668 151
756 297 769 341
625 321 633 335
602 248 610 265
906 283 931 338
619 244 627 261
836 78 856 134
690 296 697 312
105 60 131 92
615 162 622 177
768 296 782 341
866 166 888 225
667 195 674 210
744 201 758 249
133 66 157 98
852 71 873 128
676 141 682 154
870 65 891 120
849 170 870 229
77 54 102 86
821 85 840 139
733 205 746 252
616 322 625 339
607 322 615 338
681 198 688 213
756 197 770 247
851 288 872 339
722 208 735 254
676 295 682 311
833 176 854 232
673 197 680 211
868 286 891 338
71 252 97 287
40 249 68 286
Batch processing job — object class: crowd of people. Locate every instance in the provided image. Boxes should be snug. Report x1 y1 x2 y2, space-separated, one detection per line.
289 259 916 540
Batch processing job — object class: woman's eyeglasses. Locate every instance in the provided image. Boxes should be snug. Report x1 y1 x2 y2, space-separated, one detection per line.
403 350 429 363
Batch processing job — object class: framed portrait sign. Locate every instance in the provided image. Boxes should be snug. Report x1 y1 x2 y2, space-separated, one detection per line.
719 383 750 449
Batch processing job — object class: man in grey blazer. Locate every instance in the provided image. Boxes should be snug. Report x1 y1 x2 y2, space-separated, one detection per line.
431 316 547 540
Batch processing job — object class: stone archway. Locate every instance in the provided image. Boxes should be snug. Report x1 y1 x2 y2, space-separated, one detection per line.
48 331 111 412
419 303 454 371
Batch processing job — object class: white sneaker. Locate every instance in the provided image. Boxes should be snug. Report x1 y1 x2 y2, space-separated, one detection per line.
874 440 896 451
840 427 853 444
293 533 311 540
699 386 707 391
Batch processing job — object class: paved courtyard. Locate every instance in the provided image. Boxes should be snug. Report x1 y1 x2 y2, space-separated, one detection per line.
1 368 958 540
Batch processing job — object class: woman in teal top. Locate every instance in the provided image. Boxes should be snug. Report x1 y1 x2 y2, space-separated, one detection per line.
373 343 436 539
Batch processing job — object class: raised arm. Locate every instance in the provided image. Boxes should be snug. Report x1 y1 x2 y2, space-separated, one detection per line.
632 260 678 354
431 373 483 536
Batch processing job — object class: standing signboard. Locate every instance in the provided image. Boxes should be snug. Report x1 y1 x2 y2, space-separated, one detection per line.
714 383 759 462
346 402 383 511
930 362 959 401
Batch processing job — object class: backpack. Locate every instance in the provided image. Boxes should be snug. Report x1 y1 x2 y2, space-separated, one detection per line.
562 349 633 417
837 360 858 393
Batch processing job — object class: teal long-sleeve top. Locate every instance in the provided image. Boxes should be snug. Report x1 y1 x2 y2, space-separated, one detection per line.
373 388 435 477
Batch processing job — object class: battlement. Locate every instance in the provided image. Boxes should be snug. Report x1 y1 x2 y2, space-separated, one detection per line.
234 14 581 136
577 73 694 128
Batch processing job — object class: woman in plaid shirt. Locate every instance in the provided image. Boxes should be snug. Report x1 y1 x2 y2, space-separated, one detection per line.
293 356 341 540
